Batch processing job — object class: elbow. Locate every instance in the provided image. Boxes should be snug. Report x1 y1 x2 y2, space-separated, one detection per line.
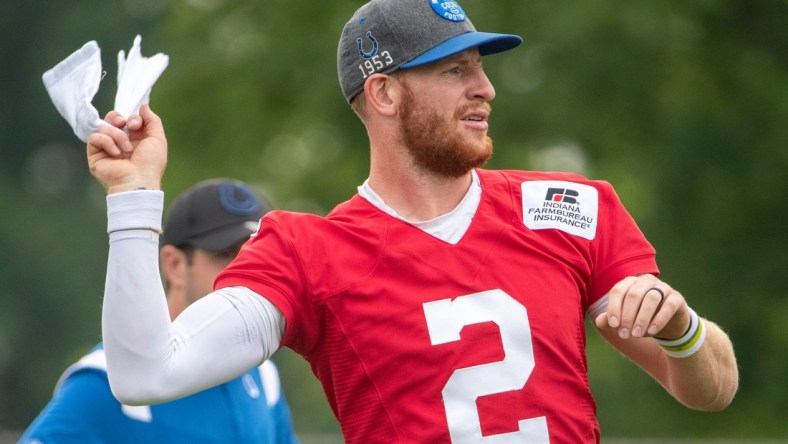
107 371 169 406
110 390 152 407
683 367 740 412
706 354 741 412
103 343 183 406
688 389 737 412
701 374 739 412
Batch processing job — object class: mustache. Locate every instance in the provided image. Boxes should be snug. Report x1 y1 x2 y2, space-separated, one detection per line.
455 102 492 119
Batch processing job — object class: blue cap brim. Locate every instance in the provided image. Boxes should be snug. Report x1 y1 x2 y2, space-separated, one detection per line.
400 32 523 69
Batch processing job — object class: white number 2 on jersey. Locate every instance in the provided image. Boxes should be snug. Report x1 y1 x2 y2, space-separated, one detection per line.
423 289 549 443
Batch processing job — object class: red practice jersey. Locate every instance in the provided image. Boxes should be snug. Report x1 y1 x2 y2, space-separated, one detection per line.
216 169 658 443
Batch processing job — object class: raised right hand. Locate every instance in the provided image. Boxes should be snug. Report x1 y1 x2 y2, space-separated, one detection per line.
87 104 167 194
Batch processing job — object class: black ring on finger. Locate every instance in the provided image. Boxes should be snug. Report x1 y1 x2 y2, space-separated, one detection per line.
647 287 665 303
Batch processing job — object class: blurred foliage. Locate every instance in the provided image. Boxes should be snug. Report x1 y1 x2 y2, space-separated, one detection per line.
2 0 786 439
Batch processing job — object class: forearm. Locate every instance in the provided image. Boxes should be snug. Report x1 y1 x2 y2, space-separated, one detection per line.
661 318 739 411
600 312 738 411
597 275 739 411
103 191 171 403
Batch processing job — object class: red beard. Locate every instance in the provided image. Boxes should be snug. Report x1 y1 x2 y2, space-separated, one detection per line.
398 83 493 178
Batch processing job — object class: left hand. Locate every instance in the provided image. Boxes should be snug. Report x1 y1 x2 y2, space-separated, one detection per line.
595 274 690 340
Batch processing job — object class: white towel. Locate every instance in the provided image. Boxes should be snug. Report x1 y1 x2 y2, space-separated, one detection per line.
115 35 169 118
42 35 169 143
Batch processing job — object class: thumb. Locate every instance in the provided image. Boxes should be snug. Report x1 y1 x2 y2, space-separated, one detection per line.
595 312 611 331
135 104 166 141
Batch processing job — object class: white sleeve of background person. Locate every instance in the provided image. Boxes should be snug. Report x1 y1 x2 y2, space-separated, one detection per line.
103 191 284 405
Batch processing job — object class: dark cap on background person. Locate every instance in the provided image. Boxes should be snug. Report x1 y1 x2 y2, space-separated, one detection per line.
161 178 270 252
337 0 523 102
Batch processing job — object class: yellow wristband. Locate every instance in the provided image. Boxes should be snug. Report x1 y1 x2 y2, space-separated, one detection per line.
654 308 706 358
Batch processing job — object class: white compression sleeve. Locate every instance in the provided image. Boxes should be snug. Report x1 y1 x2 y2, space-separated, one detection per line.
103 191 284 405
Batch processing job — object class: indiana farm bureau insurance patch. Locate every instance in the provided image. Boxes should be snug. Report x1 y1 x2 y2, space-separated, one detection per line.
521 181 598 240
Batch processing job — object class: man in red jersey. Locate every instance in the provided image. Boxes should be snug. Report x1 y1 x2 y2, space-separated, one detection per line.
85 0 738 442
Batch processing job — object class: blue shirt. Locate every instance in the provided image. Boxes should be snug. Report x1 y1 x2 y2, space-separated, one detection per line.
20 344 300 444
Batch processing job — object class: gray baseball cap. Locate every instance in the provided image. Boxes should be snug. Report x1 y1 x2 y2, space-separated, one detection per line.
162 179 270 252
337 0 523 103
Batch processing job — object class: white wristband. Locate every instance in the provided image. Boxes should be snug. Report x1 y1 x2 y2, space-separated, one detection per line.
654 307 706 358
106 190 164 234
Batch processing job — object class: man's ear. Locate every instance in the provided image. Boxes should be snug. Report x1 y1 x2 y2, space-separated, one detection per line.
160 244 187 288
363 73 400 117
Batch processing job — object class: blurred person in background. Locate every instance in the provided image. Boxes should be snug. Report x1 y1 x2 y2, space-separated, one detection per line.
19 178 300 444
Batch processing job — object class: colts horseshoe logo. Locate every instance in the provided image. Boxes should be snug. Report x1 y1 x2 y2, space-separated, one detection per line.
357 31 378 59
218 183 260 216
